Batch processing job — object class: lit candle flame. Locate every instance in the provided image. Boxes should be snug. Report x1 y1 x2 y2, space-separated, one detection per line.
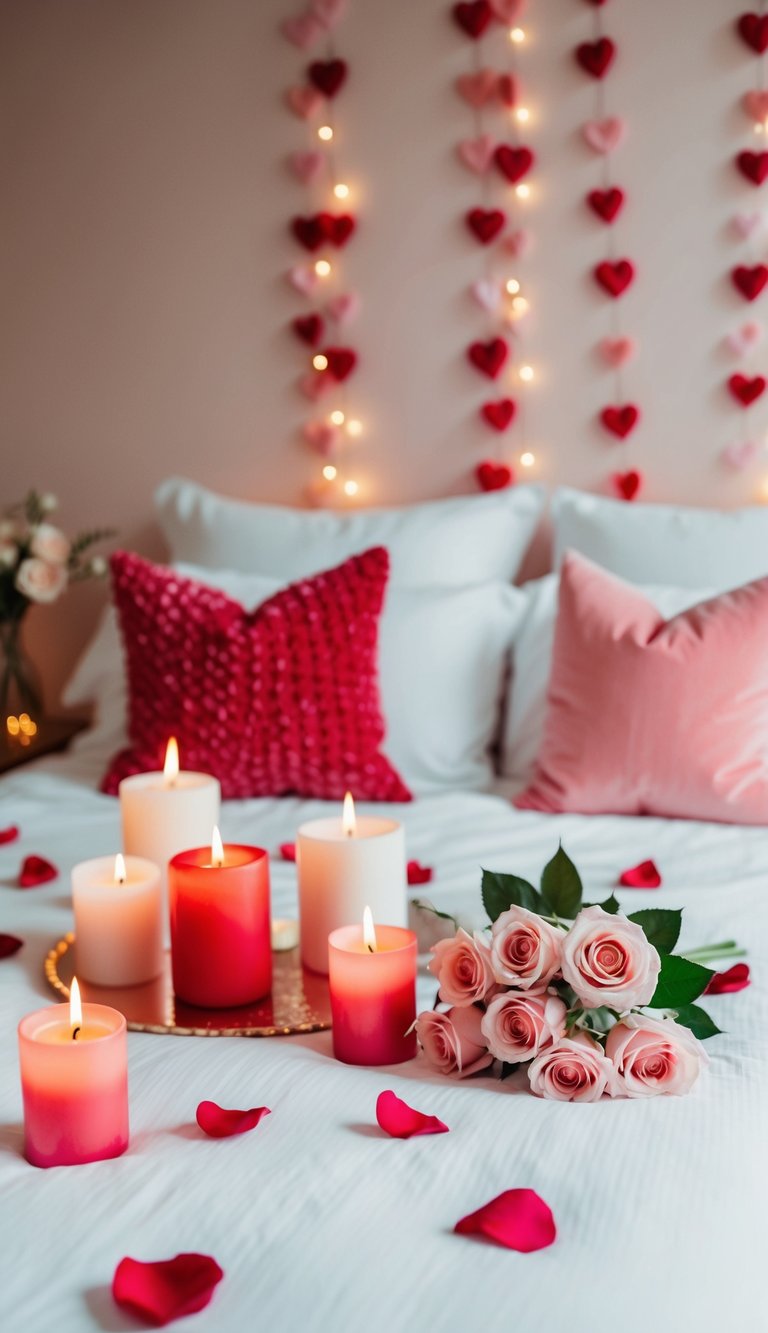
163 736 179 786
342 791 356 838
363 906 377 954
70 976 82 1040
114 852 126 885
211 825 225 868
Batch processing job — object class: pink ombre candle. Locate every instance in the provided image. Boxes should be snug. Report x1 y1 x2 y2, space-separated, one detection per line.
169 834 271 1008
328 916 417 1066
18 998 128 1168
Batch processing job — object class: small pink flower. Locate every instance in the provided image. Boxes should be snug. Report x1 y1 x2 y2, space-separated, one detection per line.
427 928 493 1006
15 556 68 604
606 1015 708 1097
481 991 567 1063
490 904 563 990
561 905 661 1010
416 1006 493 1078
29 523 70 564
528 1033 617 1102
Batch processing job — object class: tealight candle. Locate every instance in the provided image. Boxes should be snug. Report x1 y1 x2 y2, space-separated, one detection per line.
18 979 129 1168
119 737 221 892
298 793 407 974
72 853 163 987
328 908 417 1066
169 828 272 1008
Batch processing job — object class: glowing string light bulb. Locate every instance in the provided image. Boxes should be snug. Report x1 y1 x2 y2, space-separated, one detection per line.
520 451 536 468
510 27 526 44
505 278 521 295
515 183 531 200
322 465 337 481
330 409 345 426
312 353 328 371
515 107 530 124
333 183 350 199
315 260 332 277
346 418 362 437
519 364 535 383
318 125 333 142
343 479 359 497
511 295 529 317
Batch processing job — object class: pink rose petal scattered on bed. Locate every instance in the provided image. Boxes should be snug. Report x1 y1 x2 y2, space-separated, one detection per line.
704 962 750 994
618 860 661 889
279 842 297 862
196 1100 271 1138
375 1090 449 1139
407 860 433 885
0 934 23 959
112 1253 224 1326
18 855 58 888
454 1188 556 1252
0 825 19 844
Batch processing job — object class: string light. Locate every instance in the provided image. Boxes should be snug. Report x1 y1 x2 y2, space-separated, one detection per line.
520 451 536 468
511 295 529 316
343 479 359 497
519 364 535 382
333 183 350 199
315 259 331 277
318 125 333 142
322 465 337 481
312 353 329 371
515 183 531 200
505 278 521 295
515 107 530 124
346 418 363 437
330 409 345 425
510 27 526 44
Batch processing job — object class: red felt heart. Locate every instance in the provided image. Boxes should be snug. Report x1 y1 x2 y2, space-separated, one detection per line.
279 842 297 862
600 403 640 438
466 208 506 244
323 346 357 381
291 213 355 251
407 860 433 885
292 313 324 346
452 0 493 38
307 58 348 98
476 461 513 491
112 1254 224 1327
575 37 616 79
613 469 642 502
326 214 355 247
732 263 768 301
494 145 534 183
586 187 625 223
18 855 58 888
497 73 516 107
376 1090 449 1139
0 825 19 844
594 258 634 297
728 372 767 406
481 398 516 431
455 1189 556 1252
737 12 768 54
467 337 509 378
196 1101 271 1138
0 934 24 959
736 150 768 186
704 962 751 995
618 860 662 889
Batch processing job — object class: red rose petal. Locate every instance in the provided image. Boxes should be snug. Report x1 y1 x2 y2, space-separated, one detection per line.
196 1101 271 1138
112 1253 224 1327
704 962 751 995
279 842 297 862
0 934 23 959
407 860 433 885
376 1090 449 1139
18 854 58 888
618 860 662 889
0 825 19 844
454 1188 556 1252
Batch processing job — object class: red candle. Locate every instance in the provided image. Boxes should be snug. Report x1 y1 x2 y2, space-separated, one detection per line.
169 830 271 1008
328 910 417 1066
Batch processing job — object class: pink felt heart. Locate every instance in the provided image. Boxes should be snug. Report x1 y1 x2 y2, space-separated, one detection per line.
288 264 319 296
732 211 764 239
599 336 636 366
288 150 324 184
455 1189 556 1253
303 420 340 455
744 90 768 123
326 291 361 324
582 117 626 154
375 1090 449 1139
285 85 324 120
503 228 532 258
726 320 763 355
311 0 348 28
722 439 759 470
280 12 326 49
497 73 516 107
456 134 496 175
298 370 329 401
455 68 498 108
471 278 502 311
490 0 526 22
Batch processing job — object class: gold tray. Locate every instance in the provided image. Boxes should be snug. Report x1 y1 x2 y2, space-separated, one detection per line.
45 934 332 1038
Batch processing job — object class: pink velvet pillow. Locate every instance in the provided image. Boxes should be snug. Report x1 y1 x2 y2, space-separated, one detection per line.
515 552 768 824
102 547 411 803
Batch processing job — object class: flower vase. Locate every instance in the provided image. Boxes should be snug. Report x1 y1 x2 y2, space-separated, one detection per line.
0 616 42 728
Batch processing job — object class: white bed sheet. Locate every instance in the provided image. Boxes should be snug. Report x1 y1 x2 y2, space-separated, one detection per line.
1 739 765 1333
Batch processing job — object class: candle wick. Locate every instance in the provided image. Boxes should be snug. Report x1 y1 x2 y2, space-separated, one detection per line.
71 1026 81 1041
366 944 374 954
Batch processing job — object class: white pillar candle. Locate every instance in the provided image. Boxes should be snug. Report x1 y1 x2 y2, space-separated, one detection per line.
118 739 221 893
72 854 163 987
297 794 406 974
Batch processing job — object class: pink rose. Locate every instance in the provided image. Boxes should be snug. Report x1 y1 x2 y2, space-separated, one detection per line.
560 905 661 1010
528 1033 617 1102
428 928 493 1006
15 557 68 604
481 991 567 1063
29 523 69 564
606 1014 707 1097
490 904 563 990
416 1005 493 1078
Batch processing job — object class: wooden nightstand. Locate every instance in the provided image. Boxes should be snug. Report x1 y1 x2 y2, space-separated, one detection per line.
0 716 88 775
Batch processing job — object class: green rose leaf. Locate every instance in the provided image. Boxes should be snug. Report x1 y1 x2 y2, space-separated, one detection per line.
672 1003 722 1041
499 1061 519 1082
627 908 683 954
651 952 713 1008
539 844 583 919
584 894 620 915
481 870 543 922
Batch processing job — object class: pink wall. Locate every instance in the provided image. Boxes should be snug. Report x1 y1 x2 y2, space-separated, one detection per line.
0 0 763 704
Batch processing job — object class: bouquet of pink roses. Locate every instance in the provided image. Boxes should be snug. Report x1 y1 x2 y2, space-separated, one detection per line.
416 846 737 1100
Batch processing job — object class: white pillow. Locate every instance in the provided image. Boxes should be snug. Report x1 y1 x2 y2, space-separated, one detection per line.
65 563 528 794
553 487 768 589
155 477 544 586
501 572 718 785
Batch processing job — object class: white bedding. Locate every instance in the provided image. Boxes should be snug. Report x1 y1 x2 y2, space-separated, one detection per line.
1 739 765 1333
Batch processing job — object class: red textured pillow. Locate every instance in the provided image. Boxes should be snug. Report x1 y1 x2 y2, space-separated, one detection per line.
101 548 411 802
